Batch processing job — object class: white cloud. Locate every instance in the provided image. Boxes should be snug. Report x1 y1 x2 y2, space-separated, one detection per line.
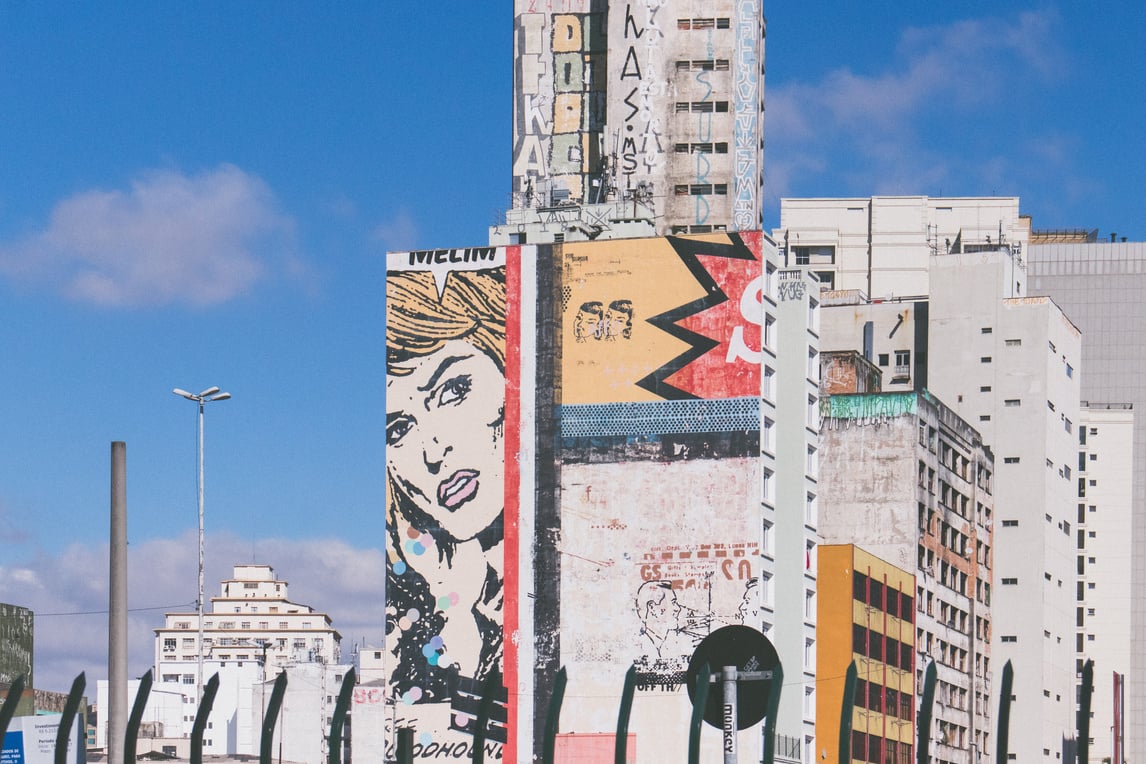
372 208 419 252
0 165 295 307
0 532 384 692
766 10 1064 203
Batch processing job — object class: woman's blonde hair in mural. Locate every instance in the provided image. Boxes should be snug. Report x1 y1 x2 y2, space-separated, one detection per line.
386 268 506 375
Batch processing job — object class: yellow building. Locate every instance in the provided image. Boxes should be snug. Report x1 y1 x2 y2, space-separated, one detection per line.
818 545 916 764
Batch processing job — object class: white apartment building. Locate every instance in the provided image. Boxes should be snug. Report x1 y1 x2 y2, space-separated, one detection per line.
120 564 348 759
1075 404 1134 764
780 197 1088 763
819 390 995 764
1028 240 1146 761
501 0 765 244
154 564 341 682
769 266 822 763
928 253 1081 764
775 196 1029 297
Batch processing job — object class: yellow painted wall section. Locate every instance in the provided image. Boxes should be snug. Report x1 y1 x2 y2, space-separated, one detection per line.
817 545 917 764
817 544 857 764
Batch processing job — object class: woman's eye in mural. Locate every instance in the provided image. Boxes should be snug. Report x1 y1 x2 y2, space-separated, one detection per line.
433 374 473 408
386 413 416 446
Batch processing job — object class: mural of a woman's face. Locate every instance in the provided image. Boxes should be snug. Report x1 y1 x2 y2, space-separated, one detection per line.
386 338 505 543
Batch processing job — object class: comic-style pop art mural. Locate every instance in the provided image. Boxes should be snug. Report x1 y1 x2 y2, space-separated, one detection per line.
386 232 770 762
385 247 516 759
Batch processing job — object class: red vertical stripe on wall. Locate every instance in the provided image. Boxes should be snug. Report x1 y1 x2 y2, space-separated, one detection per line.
503 245 522 764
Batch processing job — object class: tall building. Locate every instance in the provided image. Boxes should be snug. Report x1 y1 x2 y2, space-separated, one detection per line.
1027 240 1146 761
780 196 1089 763
927 253 1081 764
1074 404 1134 764
770 266 822 762
817 544 916 764
384 231 814 762
501 0 765 244
818 390 994 764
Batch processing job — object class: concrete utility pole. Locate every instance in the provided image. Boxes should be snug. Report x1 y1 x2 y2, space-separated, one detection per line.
108 441 128 764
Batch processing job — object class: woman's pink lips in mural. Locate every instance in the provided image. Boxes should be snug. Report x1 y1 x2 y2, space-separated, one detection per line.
438 469 480 511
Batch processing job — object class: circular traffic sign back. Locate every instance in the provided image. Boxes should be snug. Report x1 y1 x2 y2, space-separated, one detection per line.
685 625 779 730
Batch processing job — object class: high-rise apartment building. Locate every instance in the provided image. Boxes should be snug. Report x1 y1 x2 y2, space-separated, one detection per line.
779 196 1090 763
818 391 994 764
385 231 818 762
501 0 765 244
1074 404 1134 764
1028 240 1146 761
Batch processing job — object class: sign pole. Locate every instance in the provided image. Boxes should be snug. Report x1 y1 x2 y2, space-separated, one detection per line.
723 666 739 764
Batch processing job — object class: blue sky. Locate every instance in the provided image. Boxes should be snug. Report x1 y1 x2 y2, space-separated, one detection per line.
1 4 1142 691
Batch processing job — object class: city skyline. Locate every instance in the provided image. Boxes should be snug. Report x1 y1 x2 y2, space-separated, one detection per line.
1 3 1144 692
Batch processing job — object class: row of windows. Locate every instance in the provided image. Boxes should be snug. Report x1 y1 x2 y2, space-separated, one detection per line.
673 141 729 154
675 58 730 71
673 183 727 196
853 624 913 670
853 679 913 720
677 17 732 30
674 100 730 113
852 732 912 764
853 572 913 618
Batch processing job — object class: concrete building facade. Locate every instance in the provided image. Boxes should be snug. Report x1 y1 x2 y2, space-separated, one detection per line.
819 391 994 764
506 0 765 243
1028 241 1146 762
817 544 916 764
1074 404 1134 764
385 231 814 762
774 196 1029 298
770 267 822 763
927 254 1081 764
132 564 345 759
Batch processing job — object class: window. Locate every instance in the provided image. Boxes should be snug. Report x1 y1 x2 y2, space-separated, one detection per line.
1002 520 1018 527
1005 339 1022 347
981 327 993 334
1066 363 1074 378
163 638 176 652
1002 578 1018 585
878 353 889 366
1048 400 1056 411
674 100 730 113
762 519 774 556
1004 457 1020 464
981 356 992 363
1004 399 1021 407
1001 636 1017 643
980 385 992 392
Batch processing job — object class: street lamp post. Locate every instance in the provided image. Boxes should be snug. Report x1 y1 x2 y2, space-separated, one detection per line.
173 385 231 707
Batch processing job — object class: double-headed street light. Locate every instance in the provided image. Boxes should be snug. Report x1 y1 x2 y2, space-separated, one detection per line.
172 386 231 705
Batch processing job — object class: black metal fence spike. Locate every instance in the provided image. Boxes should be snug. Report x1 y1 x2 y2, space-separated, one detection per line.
125 669 154 763
839 661 858 764
687 661 710 764
259 671 289 764
762 661 784 764
191 673 221 764
917 660 937 764
327 667 357 764
996 660 1014 764
54 672 85 764
541 666 567 764
472 668 502 764
614 664 637 764
1078 659 1094 764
